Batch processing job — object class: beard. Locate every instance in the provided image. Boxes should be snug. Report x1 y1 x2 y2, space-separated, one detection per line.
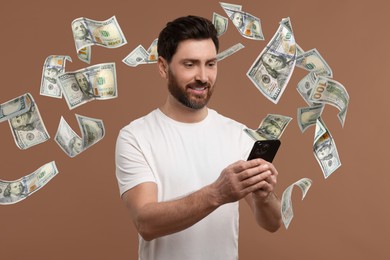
167 69 215 110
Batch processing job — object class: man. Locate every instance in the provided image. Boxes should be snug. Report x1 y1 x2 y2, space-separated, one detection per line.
116 15 282 260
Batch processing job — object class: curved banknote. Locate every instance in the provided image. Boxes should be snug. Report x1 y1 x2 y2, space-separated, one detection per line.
297 104 324 132
296 48 333 77
247 17 296 103
40 55 72 98
3 93 50 149
58 63 117 110
308 76 349 127
220 3 264 40
123 38 159 67
0 93 32 123
212 12 229 37
314 118 341 178
244 113 292 141
71 16 127 63
296 71 320 105
123 45 149 67
0 161 59 205
281 177 312 229
55 114 105 158
216 43 244 61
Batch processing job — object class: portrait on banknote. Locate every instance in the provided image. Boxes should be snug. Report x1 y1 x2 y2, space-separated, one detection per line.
72 20 93 49
0 181 27 204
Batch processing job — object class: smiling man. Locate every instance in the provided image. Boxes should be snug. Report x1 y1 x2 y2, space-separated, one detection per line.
115 15 282 260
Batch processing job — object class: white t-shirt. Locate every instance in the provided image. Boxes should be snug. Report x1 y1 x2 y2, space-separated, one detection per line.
116 108 253 260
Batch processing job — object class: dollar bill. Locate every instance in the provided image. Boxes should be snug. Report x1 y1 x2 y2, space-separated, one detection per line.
0 161 59 205
308 76 349 127
244 114 292 140
220 4 264 40
76 114 105 150
281 177 312 229
296 71 319 105
122 45 150 67
55 115 105 157
216 43 244 61
0 93 32 123
213 12 229 37
72 16 127 63
145 38 159 63
313 118 341 178
296 48 333 77
58 62 117 110
40 55 72 98
8 93 50 150
247 17 296 103
220 2 242 11
297 104 324 133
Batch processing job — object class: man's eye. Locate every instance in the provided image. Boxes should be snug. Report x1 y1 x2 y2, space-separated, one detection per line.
208 62 216 67
184 63 193 67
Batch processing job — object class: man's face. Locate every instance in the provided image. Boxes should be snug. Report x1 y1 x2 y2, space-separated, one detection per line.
72 22 88 39
10 113 31 129
72 138 83 153
232 12 243 28
10 182 23 196
166 39 217 110
75 73 89 92
263 54 284 70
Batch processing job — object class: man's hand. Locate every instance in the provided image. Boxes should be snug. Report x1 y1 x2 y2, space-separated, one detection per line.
210 159 274 205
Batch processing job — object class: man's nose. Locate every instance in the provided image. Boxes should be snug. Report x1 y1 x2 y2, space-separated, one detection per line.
195 66 208 83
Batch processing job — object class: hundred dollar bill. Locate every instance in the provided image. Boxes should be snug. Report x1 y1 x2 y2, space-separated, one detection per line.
58 62 117 110
244 114 292 140
76 114 105 150
55 115 105 157
220 2 242 11
213 12 229 37
308 76 349 127
0 161 59 205
0 93 32 123
221 4 264 40
8 93 50 149
297 104 324 133
72 16 127 63
247 17 296 103
40 55 72 98
296 71 319 105
145 38 159 63
216 43 244 61
122 45 149 67
281 177 312 229
296 48 333 77
313 118 341 178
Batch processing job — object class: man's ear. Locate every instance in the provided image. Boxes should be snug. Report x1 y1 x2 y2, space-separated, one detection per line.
158 56 168 78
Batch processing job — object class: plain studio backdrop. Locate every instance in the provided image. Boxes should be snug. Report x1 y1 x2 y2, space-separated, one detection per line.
0 0 388 259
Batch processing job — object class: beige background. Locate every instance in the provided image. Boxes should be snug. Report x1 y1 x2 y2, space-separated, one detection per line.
0 0 388 259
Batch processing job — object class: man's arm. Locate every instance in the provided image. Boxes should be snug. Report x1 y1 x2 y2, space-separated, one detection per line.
245 160 282 232
122 159 273 241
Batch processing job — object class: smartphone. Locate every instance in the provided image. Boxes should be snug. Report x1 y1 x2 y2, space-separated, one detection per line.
247 139 281 162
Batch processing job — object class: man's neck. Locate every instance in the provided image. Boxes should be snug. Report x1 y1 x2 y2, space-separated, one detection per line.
160 96 208 123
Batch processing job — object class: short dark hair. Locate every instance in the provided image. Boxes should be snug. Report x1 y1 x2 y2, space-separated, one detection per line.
157 15 219 63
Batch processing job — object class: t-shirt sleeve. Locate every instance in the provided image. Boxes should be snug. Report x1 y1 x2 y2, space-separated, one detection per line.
115 126 156 197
